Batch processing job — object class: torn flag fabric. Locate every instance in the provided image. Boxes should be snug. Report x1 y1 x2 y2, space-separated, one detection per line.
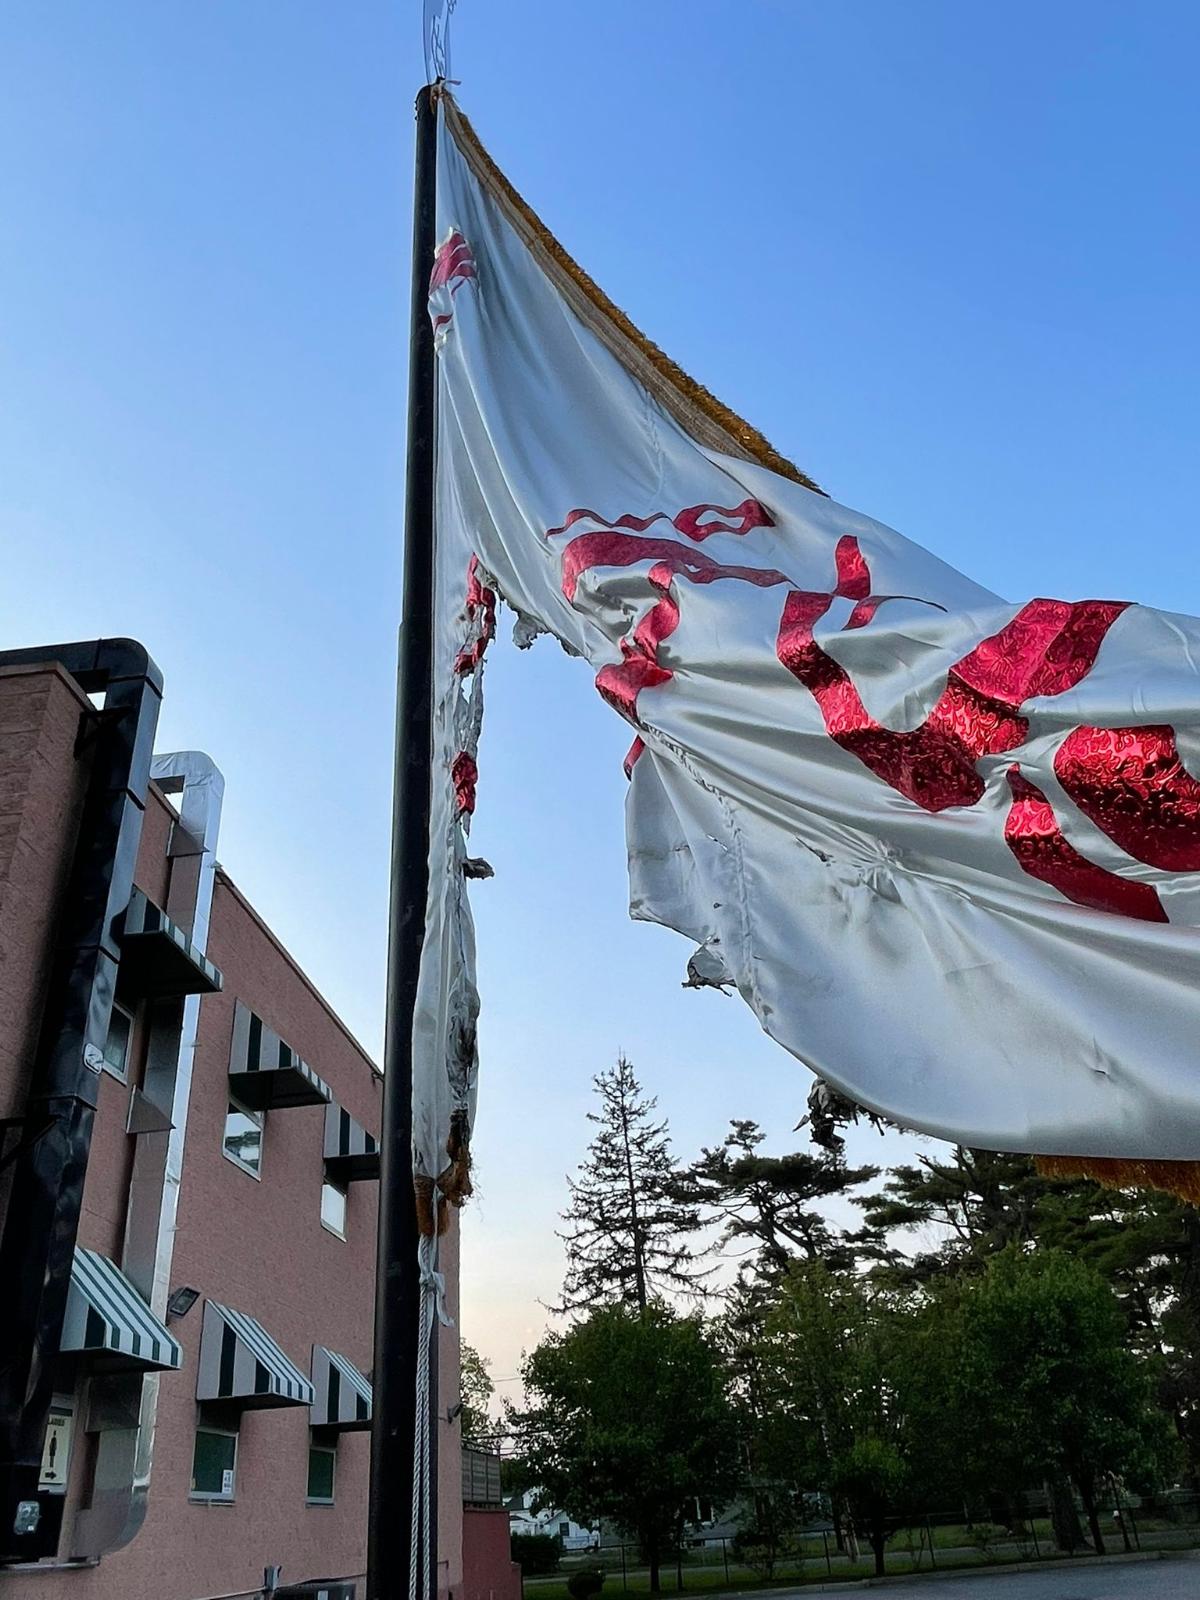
421 88 1200 1167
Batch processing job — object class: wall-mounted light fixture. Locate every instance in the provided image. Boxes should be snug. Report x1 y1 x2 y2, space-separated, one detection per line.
166 1285 201 1321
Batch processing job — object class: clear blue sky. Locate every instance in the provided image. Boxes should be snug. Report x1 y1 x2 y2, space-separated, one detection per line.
2 2 1198 1377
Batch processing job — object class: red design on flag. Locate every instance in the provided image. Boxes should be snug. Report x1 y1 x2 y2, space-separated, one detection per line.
1004 767 1168 922
454 554 497 675
558 528 790 731
552 505 1177 924
833 535 871 600
451 751 479 817
953 598 1130 706
429 228 477 339
778 580 1128 813
1054 724 1200 872
559 531 787 605
549 500 773 543
595 562 680 722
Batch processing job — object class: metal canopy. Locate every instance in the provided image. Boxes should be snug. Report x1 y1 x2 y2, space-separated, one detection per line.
323 1102 380 1183
227 1000 332 1112
117 888 223 1003
196 1301 313 1410
310 1345 372 1431
60 1248 183 1373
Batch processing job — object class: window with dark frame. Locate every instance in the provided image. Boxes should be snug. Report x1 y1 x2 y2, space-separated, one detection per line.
191 1420 238 1500
102 1003 134 1082
223 1097 264 1177
307 1441 336 1504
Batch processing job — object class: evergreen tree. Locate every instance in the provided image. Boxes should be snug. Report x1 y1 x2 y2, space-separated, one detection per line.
853 1148 1057 1282
682 1119 879 1277
557 1055 706 1314
855 1145 1200 1476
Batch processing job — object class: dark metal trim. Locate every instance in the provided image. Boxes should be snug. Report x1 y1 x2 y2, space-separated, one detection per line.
0 1118 56 1179
0 638 162 1562
116 888 223 1002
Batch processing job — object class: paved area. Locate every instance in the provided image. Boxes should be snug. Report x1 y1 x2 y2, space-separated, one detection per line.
841 1555 1198 1598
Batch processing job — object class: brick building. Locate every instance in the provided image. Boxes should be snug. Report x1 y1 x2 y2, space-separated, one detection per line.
0 641 517 1600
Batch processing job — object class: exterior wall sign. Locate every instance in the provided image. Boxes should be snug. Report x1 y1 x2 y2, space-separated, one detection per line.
39 1406 73 1493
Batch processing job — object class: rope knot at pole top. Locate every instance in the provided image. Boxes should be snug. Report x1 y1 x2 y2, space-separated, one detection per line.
426 78 461 116
417 1237 454 1328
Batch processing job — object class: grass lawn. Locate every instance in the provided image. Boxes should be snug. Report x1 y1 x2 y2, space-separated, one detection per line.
520 1518 1200 1598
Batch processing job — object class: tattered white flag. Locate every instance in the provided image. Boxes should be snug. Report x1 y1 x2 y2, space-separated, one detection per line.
417 87 1200 1191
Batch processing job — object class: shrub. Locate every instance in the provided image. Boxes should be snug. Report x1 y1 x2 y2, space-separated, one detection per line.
511 1533 562 1575
730 1527 799 1582
967 1522 1005 1560
566 1569 605 1600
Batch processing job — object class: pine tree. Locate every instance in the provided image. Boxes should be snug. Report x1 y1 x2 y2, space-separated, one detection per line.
852 1148 1064 1284
682 1119 880 1277
557 1055 706 1314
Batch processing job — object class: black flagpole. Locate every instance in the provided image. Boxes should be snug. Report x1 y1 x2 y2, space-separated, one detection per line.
369 81 439 1600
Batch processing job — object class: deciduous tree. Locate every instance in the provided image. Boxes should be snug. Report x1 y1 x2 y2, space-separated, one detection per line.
947 1249 1178 1553
508 1304 740 1593
460 1339 495 1445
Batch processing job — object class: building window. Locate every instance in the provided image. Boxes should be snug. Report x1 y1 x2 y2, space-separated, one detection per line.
223 1098 264 1177
191 1421 238 1500
307 1442 336 1504
102 1004 134 1082
320 1178 347 1238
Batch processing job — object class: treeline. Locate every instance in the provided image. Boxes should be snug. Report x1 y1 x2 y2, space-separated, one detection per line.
501 1056 1199 1586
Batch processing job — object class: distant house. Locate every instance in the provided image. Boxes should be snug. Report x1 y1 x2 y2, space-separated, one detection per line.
681 1496 742 1545
506 1489 600 1551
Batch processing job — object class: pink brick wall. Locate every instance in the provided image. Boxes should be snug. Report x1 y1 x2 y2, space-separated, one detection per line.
0 664 91 1122
131 785 174 912
6 865 390 1600
90 871 383 1600
0 672 480 1600
462 1509 521 1600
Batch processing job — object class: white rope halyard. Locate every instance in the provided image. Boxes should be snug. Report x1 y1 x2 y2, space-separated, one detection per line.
410 1226 455 1600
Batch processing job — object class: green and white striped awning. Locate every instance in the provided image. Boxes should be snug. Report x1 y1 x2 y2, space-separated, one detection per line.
196 1301 314 1409
228 1000 331 1112
310 1345 372 1431
60 1248 183 1372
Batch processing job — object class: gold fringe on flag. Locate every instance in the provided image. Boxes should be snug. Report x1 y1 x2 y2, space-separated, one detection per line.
1035 1155 1200 1204
440 90 823 496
